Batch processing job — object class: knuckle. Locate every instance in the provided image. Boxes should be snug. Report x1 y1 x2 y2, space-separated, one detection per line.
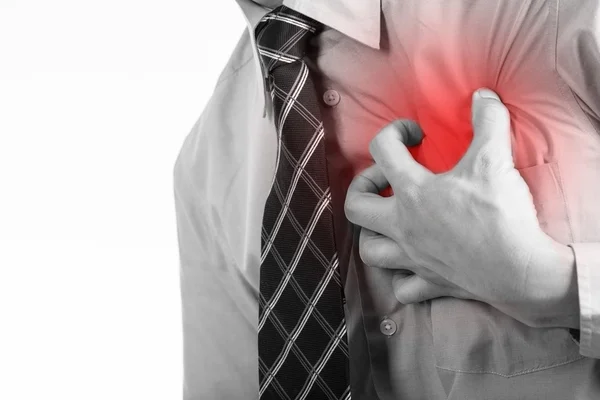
343 193 357 219
474 103 508 128
394 286 411 304
398 181 422 208
354 174 373 192
397 287 425 304
475 147 495 169
395 294 410 304
393 276 414 303
359 233 396 268
358 238 377 267
372 121 398 145
403 182 421 202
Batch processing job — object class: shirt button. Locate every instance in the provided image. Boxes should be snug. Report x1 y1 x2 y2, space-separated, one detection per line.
323 89 340 106
380 318 397 336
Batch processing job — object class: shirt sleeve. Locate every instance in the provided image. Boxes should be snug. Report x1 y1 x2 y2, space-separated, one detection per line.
568 243 600 358
557 0 600 359
173 109 260 399
172 29 262 399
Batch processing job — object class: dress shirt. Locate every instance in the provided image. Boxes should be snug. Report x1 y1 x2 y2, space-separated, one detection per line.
173 0 600 399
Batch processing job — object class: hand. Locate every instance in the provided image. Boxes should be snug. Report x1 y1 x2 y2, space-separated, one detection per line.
345 88 579 328
359 227 477 303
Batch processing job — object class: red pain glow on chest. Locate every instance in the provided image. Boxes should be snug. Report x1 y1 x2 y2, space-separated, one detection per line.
376 83 476 198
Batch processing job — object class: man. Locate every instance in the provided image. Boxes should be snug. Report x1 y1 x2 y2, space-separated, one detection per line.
173 0 600 398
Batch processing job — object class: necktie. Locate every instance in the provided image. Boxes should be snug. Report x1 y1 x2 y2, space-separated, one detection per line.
255 6 351 400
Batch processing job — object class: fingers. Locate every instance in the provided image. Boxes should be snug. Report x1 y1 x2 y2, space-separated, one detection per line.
356 228 475 304
456 88 514 174
358 228 415 269
369 119 431 189
347 163 390 194
345 164 396 237
392 273 451 304
346 120 434 236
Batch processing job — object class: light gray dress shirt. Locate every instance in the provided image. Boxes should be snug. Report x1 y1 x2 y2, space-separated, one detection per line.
173 0 600 398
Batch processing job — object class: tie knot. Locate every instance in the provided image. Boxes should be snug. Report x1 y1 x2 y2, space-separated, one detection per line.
255 6 322 73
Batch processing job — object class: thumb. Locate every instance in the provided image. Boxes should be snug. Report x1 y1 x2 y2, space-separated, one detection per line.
392 273 449 304
456 88 513 174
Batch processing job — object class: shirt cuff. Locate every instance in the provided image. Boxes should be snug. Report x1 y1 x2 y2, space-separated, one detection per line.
568 243 600 358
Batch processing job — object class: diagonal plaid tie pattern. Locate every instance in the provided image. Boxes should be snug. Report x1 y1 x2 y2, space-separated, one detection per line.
255 6 351 400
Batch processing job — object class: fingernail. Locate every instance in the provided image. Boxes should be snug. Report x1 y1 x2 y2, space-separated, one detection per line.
476 88 500 101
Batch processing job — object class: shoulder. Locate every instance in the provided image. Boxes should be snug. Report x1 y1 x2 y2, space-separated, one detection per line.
173 25 270 200
214 27 256 87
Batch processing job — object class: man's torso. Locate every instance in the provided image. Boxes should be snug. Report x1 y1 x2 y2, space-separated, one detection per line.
173 0 600 398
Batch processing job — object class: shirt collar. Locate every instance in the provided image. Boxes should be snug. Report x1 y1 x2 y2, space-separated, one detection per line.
234 0 381 116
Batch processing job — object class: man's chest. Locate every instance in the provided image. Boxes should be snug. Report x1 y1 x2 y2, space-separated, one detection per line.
308 0 578 180
188 0 599 254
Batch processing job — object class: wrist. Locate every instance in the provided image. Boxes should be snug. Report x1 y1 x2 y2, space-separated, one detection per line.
525 241 579 329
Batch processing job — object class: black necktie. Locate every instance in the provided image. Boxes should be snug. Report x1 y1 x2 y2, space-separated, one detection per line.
255 5 351 400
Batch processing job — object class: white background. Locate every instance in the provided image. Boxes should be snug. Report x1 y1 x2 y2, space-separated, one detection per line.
0 1 246 399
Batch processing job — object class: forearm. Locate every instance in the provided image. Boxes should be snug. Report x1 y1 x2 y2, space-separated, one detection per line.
526 243 579 330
